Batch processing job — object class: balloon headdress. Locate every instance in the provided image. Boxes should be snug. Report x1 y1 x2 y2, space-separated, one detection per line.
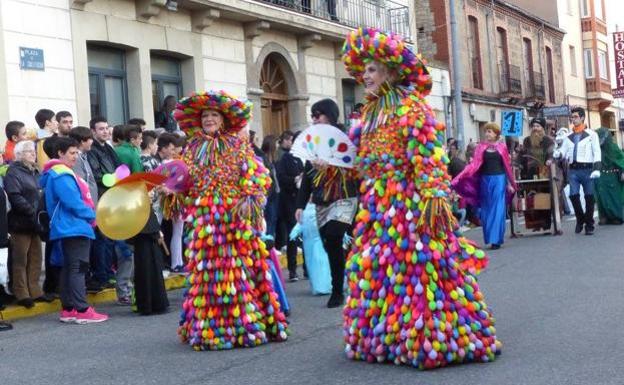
173 90 252 136
341 27 432 95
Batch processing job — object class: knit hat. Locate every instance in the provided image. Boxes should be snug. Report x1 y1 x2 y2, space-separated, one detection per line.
311 99 340 126
529 117 546 129
341 27 432 95
173 90 252 136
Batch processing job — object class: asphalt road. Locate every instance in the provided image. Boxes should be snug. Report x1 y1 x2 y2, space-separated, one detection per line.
1 220 623 385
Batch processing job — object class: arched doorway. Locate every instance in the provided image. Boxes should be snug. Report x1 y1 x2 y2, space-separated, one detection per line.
260 54 290 137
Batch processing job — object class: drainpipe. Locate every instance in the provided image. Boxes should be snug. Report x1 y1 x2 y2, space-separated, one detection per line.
449 0 465 147
485 0 495 94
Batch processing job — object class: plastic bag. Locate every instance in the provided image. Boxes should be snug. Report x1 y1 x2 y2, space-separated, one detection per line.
299 204 332 295
0 248 7 287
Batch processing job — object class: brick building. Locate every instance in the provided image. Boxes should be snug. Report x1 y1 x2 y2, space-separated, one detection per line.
416 0 566 144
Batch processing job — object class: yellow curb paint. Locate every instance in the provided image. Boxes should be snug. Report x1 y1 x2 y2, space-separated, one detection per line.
0 275 187 321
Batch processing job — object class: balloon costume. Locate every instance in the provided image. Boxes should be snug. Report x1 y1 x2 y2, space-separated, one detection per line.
341 28 501 369
174 91 288 350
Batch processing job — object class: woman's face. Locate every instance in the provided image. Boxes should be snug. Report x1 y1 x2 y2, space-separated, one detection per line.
362 61 390 95
59 146 79 168
484 129 498 143
201 109 224 135
17 146 36 164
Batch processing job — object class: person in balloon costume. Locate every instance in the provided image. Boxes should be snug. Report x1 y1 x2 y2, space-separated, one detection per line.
173 90 288 350
341 27 501 369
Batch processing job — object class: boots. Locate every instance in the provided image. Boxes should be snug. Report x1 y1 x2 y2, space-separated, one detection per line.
569 194 585 233
584 194 595 235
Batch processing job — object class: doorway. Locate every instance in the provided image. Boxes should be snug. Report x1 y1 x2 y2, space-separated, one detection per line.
260 54 290 137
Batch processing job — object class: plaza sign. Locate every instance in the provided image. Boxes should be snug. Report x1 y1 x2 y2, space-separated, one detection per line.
613 32 624 98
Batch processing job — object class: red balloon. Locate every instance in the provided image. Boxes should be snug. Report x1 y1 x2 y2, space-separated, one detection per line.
337 142 348 152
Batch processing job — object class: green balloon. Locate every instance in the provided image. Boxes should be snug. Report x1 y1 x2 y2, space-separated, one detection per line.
102 173 116 187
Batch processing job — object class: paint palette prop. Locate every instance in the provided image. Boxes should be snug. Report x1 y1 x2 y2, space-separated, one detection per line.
291 124 356 168
154 160 191 192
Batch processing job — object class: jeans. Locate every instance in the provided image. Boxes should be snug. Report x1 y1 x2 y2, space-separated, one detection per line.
568 167 594 196
264 191 279 238
60 237 91 311
114 241 134 299
93 229 115 284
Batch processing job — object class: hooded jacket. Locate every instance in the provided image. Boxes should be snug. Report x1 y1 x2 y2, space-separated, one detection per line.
40 161 96 241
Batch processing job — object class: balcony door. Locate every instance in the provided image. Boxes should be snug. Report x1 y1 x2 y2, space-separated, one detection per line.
260 54 290 137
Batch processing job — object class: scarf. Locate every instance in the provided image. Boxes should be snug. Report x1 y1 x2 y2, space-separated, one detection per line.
43 159 95 209
573 123 586 134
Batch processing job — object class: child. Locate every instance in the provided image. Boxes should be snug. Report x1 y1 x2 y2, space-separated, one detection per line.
4 121 27 163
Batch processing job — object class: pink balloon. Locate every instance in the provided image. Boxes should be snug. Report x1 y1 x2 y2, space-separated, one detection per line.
115 164 131 180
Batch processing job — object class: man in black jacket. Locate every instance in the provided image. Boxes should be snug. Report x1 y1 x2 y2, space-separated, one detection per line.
276 130 304 281
295 99 358 308
87 116 121 289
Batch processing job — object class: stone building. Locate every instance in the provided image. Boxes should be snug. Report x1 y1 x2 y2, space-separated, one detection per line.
416 0 566 144
0 0 452 142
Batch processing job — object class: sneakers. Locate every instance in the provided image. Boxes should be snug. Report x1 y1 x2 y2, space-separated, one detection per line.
171 265 185 274
288 273 299 282
74 307 108 324
59 309 77 323
117 296 132 306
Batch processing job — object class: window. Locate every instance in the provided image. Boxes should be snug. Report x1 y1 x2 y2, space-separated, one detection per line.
88 46 128 125
567 0 574 14
580 0 589 17
598 50 608 79
584 48 594 78
522 38 534 95
496 27 510 92
467 16 483 89
342 79 356 128
151 55 182 115
569 45 577 76
546 47 556 103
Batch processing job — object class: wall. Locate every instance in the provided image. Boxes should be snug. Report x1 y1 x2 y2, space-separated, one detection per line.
558 0 588 109
1 0 77 132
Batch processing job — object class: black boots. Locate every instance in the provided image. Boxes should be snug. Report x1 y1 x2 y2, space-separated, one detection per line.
569 194 596 235
584 195 595 235
569 195 584 233
327 291 345 308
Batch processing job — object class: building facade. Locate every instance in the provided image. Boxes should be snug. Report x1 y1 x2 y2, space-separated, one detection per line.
416 0 567 144
0 0 451 144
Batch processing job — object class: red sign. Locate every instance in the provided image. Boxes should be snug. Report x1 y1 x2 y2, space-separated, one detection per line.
613 32 624 98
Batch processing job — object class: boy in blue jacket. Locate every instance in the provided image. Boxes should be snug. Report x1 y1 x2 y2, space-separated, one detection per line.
40 137 108 324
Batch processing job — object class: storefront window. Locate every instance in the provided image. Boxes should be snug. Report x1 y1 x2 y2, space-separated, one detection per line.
151 55 182 114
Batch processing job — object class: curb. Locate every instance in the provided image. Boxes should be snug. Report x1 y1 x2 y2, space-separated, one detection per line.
0 275 186 321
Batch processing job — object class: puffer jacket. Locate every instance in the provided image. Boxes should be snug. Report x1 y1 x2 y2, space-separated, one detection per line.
4 161 40 233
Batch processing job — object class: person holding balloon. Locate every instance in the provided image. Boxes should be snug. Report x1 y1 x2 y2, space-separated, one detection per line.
173 90 288 350
40 136 108 324
341 27 500 369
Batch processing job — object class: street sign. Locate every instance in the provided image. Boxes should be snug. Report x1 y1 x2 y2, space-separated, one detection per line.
542 105 569 117
501 110 523 137
19 47 44 71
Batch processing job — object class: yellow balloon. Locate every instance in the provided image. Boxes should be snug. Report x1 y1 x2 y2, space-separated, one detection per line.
96 181 150 240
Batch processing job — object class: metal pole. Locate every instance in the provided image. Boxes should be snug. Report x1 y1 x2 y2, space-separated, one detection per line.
449 0 465 147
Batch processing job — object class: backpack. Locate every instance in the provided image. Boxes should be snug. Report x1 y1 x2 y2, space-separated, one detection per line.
36 190 59 242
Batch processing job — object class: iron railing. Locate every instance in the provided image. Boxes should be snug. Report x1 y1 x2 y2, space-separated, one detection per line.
255 0 410 38
533 71 545 100
471 57 483 89
499 62 522 95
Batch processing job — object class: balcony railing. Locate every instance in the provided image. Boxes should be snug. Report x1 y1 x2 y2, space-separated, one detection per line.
255 0 410 37
499 62 522 95
524 70 545 99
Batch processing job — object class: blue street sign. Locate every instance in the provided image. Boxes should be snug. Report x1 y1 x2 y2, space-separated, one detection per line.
19 47 44 71
502 110 523 137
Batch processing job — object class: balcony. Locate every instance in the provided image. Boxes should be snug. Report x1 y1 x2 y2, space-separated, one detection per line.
254 0 410 38
524 71 545 100
586 78 614 109
499 62 522 96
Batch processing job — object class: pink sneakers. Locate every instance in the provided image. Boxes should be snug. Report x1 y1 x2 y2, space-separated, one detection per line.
60 307 108 324
59 309 77 323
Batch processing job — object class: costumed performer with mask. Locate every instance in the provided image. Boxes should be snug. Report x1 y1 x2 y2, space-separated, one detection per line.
342 27 501 369
594 127 624 225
